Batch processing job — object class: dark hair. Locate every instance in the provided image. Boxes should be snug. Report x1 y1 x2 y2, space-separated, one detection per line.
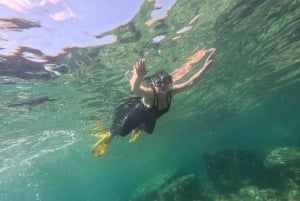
144 70 172 87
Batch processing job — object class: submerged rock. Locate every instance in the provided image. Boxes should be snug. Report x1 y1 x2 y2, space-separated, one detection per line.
200 183 300 201
129 168 202 201
202 149 267 193
233 186 285 201
265 147 300 186
157 174 201 201
200 147 300 201
129 168 185 201
265 147 300 167
229 185 300 201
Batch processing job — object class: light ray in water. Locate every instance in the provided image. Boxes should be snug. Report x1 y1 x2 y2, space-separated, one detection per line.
0 130 76 174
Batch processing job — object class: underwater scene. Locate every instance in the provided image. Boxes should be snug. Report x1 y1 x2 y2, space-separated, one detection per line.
0 0 300 200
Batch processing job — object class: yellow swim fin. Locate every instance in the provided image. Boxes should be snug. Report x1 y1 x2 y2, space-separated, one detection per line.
129 129 141 143
91 123 106 135
91 132 112 157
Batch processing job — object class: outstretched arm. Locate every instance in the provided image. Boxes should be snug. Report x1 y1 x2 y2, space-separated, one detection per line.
129 59 152 97
172 48 216 94
170 49 207 82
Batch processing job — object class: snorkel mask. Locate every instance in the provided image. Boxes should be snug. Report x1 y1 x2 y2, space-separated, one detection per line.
151 74 173 88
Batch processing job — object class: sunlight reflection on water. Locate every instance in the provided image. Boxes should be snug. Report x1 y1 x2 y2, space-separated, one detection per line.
0 130 76 174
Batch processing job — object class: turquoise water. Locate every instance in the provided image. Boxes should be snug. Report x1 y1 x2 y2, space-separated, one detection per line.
1 0 300 200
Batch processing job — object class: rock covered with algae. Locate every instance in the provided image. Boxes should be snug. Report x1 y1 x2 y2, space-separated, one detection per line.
222 186 285 201
157 174 201 201
128 147 300 201
220 185 300 201
265 147 300 186
129 168 185 201
129 168 202 201
202 148 267 193
265 147 300 167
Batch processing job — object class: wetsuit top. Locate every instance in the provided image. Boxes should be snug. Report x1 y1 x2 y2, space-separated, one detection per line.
145 87 172 119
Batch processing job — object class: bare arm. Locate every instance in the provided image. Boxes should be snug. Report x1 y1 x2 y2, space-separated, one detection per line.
170 49 207 82
129 59 152 97
172 48 215 94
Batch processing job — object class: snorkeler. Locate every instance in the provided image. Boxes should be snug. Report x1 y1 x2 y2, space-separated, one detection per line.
92 48 216 157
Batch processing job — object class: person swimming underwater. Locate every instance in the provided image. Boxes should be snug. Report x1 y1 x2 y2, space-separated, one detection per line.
92 48 216 157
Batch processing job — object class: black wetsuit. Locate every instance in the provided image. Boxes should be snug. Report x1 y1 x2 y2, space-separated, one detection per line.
111 90 172 137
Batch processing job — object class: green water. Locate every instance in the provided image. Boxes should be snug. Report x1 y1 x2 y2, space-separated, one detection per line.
1 0 300 200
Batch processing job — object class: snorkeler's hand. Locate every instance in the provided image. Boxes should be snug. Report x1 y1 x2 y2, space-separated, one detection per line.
204 48 216 68
133 58 147 77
